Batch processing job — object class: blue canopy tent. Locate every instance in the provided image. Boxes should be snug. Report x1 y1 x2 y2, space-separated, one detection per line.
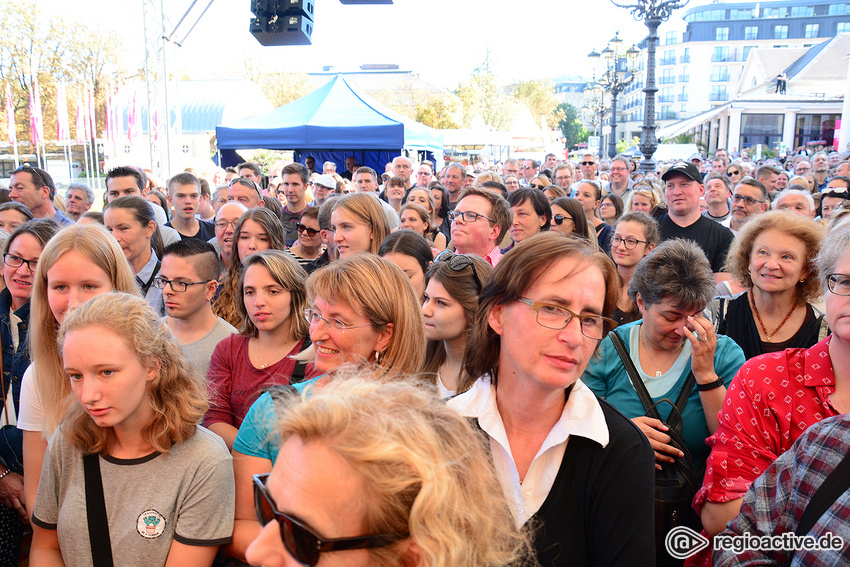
215 75 443 173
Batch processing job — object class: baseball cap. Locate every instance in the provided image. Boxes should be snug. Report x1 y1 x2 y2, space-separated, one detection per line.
689 153 704 162
313 174 336 189
662 161 703 183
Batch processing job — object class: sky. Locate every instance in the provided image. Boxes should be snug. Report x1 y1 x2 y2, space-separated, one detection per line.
40 0 709 91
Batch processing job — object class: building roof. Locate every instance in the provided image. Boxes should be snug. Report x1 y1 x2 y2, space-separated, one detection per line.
784 40 832 79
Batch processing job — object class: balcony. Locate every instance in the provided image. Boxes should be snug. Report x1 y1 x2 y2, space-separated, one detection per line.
709 93 729 102
659 95 675 103
660 56 676 66
657 110 678 120
677 94 688 102
679 55 691 64
678 75 690 83
659 76 676 85
711 75 730 82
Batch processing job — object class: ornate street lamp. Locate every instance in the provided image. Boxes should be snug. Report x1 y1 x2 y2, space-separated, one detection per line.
589 32 639 159
612 0 689 174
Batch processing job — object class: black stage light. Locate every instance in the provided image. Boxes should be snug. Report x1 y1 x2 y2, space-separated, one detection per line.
250 13 313 45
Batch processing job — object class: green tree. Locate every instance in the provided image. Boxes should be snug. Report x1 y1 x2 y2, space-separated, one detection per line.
556 103 589 148
454 73 516 130
414 94 460 129
509 79 564 129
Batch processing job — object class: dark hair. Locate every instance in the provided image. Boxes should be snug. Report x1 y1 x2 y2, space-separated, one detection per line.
11 165 56 200
481 181 508 199
162 239 220 282
703 173 732 193
355 166 378 181
4 219 60 256
237 161 262 179
146 190 169 221
106 166 145 193
282 162 309 185
104 196 164 259
386 176 406 189
0 201 34 222
507 188 552 231
601 193 624 221
378 230 433 277
262 194 284 221
551 197 592 243
80 211 104 224
735 177 769 201
614 211 660 247
628 239 714 310
431 184 451 220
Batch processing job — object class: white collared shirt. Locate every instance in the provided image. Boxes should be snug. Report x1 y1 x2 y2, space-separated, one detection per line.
447 376 609 527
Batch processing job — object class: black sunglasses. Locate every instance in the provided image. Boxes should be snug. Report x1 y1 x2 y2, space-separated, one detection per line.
17 164 49 189
435 251 482 292
580 161 596 166
253 474 408 566
296 223 319 237
552 214 572 225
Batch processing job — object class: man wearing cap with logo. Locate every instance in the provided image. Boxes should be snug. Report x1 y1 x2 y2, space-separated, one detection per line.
660 161 734 277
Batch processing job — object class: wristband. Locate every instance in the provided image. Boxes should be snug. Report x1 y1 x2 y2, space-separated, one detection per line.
0 469 10 481
697 377 724 391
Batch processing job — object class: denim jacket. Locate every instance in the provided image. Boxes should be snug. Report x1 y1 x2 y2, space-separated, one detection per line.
0 288 30 472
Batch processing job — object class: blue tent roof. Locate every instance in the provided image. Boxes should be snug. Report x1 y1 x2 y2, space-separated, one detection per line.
215 75 442 153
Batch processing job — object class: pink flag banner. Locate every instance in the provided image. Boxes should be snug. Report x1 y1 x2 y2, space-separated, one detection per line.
28 83 40 146
87 83 96 140
33 79 44 146
75 92 86 144
6 84 16 145
56 82 71 141
127 88 138 144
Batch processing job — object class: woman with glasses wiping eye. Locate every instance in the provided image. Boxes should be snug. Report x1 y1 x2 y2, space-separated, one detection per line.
247 375 529 567
226 254 425 563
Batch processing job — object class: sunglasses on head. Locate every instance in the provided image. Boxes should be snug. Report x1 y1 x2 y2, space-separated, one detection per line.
253 473 408 567
435 251 482 292
296 223 319 237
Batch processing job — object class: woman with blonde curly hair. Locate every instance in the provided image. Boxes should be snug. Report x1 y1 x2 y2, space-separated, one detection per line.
30 292 234 567
226 254 426 562
330 193 390 259
246 376 530 567
213 207 287 328
18 224 138 515
625 185 662 215
714 210 826 360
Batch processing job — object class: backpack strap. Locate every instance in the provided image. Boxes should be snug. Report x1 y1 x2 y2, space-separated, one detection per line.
263 384 300 421
795 450 850 536
84 453 114 567
288 337 312 384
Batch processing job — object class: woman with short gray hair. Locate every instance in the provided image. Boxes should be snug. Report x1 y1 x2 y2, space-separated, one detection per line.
583 239 746 474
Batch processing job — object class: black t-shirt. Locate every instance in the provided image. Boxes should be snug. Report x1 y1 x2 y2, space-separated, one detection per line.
166 219 216 242
658 213 734 273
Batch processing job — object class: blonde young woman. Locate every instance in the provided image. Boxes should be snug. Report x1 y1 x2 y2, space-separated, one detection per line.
330 193 390 259
404 188 448 250
226 254 426 561
31 293 234 567
399 202 448 252
17 224 139 517
625 186 662 215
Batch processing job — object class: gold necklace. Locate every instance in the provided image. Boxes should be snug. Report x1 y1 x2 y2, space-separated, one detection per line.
641 330 684 378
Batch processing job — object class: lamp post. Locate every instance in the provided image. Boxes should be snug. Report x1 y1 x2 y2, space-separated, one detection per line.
612 0 688 174
589 33 639 159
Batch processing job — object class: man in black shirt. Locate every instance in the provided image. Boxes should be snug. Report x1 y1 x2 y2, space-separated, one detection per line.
659 161 734 278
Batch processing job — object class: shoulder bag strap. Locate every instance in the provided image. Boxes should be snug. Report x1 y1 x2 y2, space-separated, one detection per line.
83 453 114 567
668 372 696 432
139 260 161 297
795 450 850 536
608 330 661 421
289 337 312 384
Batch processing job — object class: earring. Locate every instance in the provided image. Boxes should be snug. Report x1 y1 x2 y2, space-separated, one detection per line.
800 278 805 283
374 350 382 364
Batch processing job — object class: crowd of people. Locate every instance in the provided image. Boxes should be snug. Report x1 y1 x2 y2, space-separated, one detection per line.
0 146 846 566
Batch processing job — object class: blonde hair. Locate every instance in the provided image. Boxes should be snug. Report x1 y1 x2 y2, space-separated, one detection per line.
330 193 390 258
276 375 531 567
399 202 433 235
31 224 140 437
58 292 207 454
303 254 425 376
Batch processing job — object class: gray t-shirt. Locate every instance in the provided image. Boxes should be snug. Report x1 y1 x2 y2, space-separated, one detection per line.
33 426 234 567
175 317 237 378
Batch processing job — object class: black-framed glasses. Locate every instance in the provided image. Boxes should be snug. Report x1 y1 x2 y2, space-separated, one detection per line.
580 161 596 166
16 163 49 189
296 223 320 237
552 214 572 226
435 251 482 292
153 276 210 292
447 210 494 223
827 274 850 296
518 297 616 340
731 194 764 206
304 308 373 333
253 473 408 567
3 253 37 271
214 220 239 230
611 235 649 249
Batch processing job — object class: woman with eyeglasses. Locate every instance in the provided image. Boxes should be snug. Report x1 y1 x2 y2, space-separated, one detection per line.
16 224 141 552
725 162 744 185
214 207 287 328
423 253 492 398
550 196 596 247
599 193 624 225
205 250 315 452
287 207 324 267
246 376 529 567
686 222 850 567
226 254 425 562
448 232 656 567
713 211 826 361
609 212 659 325
30 293 234 567
0 220 57 565
103 196 166 314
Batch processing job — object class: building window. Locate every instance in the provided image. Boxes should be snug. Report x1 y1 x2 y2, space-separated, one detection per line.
795 114 839 149
744 26 758 40
830 4 850 15
679 86 688 102
679 67 690 83
660 68 675 84
775 24 789 39
732 8 754 19
712 47 730 62
839 22 850 33
710 85 728 102
716 26 730 41
661 49 676 66
790 6 814 17
740 114 784 151
743 46 755 60
661 87 674 103
805 23 820 38
711 67 730 82
665 31 677 45
680 47 690 64
763 7 784 18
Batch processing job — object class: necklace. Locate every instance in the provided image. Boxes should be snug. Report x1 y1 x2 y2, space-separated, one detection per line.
641 329 684 378
750 293 798 343
255 339 271 369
